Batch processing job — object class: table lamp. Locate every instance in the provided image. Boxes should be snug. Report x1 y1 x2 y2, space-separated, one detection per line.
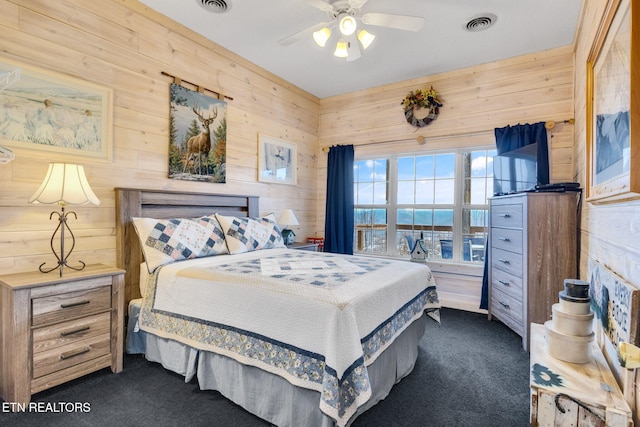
278 209 299 246
28 163 100 276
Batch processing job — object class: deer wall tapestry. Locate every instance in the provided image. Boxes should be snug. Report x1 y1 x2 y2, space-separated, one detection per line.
168 83 227 183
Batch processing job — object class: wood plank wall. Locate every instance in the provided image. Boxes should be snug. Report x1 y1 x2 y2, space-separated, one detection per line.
3 0 638 417
573 0 640 422
0 0 577 315
0 0 320 274
318 46 576 312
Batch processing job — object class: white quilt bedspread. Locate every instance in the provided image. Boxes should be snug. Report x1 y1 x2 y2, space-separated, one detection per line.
139 248 439 426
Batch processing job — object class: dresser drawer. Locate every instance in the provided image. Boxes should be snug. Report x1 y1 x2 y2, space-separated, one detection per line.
32 312 111 354
32 333 111 379
491 204 523 229
491 247 523 278
32 285 111 327
491 287 524 335
491 268 523 301
491 228 523 254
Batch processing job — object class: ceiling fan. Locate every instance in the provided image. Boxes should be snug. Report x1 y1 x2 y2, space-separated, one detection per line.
278 0 424 61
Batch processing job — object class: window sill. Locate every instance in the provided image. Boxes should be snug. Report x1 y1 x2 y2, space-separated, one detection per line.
425 260 484 278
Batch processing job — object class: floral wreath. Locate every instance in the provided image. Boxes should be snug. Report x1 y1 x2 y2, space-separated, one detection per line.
401 87 443 128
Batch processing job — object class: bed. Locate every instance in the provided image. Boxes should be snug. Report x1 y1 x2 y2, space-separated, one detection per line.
115 188 440 427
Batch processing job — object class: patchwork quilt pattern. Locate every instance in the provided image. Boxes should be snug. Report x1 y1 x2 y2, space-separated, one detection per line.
216 213 286 254
133 215 228 272
139 250 440 426
212 252 389 288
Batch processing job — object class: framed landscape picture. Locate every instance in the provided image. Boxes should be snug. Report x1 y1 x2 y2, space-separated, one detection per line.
0 57 113 162
586 0 639 202
258 134 297 185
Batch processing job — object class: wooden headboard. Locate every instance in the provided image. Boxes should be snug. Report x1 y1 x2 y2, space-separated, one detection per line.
115 188 259 307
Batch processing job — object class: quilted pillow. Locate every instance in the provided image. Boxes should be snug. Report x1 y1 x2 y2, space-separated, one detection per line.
132 215 228 273
215 213 286 254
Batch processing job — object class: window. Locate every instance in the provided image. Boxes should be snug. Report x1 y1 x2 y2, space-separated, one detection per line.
354 147 496 263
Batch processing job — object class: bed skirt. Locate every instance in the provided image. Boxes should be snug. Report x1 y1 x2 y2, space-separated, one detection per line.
126 299 427 426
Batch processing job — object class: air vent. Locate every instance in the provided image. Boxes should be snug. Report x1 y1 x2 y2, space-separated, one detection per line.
197 0 231 13
465 13 497 32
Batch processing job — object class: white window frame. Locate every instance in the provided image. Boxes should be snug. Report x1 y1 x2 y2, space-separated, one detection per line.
354 145 494 263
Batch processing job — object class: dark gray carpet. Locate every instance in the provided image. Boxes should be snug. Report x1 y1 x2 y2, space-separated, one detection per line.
0 308 530 426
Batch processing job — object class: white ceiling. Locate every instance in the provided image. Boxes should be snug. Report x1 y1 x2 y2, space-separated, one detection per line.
138 0 584 99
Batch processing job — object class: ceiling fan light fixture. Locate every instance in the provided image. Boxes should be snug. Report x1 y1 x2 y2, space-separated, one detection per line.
313 27 332 47
357 29 375 50
333 39 349 58
338 14 357 36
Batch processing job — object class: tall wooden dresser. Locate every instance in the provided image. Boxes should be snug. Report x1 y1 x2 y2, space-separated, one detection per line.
488 192 578 351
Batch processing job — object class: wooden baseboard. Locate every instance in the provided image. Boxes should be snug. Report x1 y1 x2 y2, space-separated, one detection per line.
438 291 486 314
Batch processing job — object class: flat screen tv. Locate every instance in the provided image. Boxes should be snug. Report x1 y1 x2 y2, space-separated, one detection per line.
493 143 549 196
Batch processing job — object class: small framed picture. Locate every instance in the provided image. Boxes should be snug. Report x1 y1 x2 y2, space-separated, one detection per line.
258 134 297 185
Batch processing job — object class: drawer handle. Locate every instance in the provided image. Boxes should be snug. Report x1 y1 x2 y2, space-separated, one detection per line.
498 280 510 287
498 237 511 242
499 301 510 309
60 300 90 309
498 258 511 264
60 326 90 337
59 347 91 360
498 214 511 218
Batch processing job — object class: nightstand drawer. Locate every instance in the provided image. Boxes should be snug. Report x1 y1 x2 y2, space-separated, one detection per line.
491 204 523 228
32 312 111 354
32 284 111 327
32 333 111 379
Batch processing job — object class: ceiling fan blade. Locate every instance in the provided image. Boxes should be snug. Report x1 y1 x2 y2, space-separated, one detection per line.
278 21 333 46
346 33 361 62
361 13 424 32
348 0 370 10
305 0 335 13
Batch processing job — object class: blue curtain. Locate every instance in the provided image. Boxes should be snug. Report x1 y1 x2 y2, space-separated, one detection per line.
479 243 490 310
480 122 549 310
324 145 354 254
494 121 549 184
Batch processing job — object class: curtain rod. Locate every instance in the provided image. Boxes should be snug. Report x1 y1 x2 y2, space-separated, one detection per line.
160 71 233 101
321 118 574 152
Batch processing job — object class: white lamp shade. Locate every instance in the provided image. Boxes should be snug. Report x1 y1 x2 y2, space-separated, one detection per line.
358 30 375 50
333 39 349 58
278 209 299 226
29 163 100 206
313 27 332 47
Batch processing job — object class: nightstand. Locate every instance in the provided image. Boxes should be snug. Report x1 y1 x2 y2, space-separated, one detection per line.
529 324 632 425
0 264 125 405
288 242 319 251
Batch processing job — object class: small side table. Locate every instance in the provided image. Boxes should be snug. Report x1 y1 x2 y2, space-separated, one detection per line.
529 323 632 426
0 264 125 405
288 242 319 252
